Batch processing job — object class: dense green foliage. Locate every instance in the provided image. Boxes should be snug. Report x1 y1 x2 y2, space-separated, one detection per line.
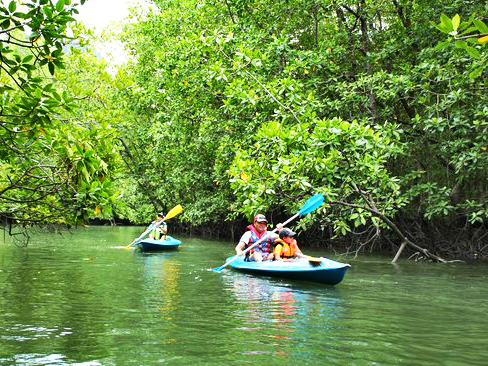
110 0 487 258
0 0 120 234
2 0 487 257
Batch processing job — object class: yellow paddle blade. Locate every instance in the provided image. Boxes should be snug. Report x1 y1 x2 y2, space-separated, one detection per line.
163 204 183 221
307 256 323 264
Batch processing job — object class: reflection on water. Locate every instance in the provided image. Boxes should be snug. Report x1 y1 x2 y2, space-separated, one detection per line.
1 227 488 365
221 271 346 360
138 252 181 318
5 354 101 366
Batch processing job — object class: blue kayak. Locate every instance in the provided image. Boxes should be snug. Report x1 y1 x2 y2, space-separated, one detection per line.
226 256 350 285
137 236 181 251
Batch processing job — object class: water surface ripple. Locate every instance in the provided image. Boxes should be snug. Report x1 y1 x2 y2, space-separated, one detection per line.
0 227 487 365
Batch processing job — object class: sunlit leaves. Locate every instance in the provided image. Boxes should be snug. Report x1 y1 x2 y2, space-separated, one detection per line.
435 14 455 35
229 117 404 233
110 0 488 239
473 19 488 34
436 13 487 76
0 0 121 226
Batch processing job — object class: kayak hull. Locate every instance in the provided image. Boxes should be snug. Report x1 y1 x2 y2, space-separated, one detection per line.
137 236 181 251
226 256 350 285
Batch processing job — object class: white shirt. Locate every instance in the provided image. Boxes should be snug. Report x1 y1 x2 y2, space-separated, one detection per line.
239 230 278 244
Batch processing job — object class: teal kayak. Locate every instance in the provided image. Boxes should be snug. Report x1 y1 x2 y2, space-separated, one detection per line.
137 236 181 251
226 256 350 285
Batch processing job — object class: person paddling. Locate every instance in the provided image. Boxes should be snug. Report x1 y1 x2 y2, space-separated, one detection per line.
235 214 282 262
148 212 168 240
270 227 304 261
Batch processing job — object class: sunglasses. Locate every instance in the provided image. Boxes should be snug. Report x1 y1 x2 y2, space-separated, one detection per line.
256 221 267 224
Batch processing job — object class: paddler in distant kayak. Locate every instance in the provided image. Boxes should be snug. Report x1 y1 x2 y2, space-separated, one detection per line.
235 214 283 262
148 212 168 240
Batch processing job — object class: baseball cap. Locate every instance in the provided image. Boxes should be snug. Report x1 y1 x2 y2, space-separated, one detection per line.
279 228 296 238
253 214 268 223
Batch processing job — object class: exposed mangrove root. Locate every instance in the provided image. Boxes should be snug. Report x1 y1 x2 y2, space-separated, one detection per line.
330 200 449 263
391 241 407 263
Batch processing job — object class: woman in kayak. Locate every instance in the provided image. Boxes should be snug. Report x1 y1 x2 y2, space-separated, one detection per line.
235 214 282 262
148 212 168 240
270 227 304 261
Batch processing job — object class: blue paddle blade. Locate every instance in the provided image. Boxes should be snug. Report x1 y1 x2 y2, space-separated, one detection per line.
298 193 324 216
211 265 225 272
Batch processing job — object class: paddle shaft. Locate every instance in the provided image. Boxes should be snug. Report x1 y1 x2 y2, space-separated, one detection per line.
127 219 166 247
219 212 299 270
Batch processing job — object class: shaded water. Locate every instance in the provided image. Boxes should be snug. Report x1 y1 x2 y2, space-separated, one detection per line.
0 226 487 365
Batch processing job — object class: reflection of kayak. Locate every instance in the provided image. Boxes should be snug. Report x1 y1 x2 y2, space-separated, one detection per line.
226 256 351 285
137 236 181 251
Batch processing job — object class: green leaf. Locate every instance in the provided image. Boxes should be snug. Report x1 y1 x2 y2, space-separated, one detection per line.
432 21 450 34
13 11 27 19
23 55 34 63
48 62 55 75
0 85 14 93
52 91 62 101
474 19 488 34
452 14 460 31
461 26 479 36
56 0 65 12
435 41 450 50
43 5 53 18
465 46 481 59
440 14 454 33
2 19 10 29
454 40 467 49
469 66 484 79
8 1 17 13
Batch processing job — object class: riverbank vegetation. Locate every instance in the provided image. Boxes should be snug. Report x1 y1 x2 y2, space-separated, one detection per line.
1 0 487 260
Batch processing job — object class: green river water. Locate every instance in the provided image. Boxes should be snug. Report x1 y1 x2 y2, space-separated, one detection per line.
0 226 487 365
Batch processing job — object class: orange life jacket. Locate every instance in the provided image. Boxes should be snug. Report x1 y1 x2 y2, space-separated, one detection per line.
273 238 297 258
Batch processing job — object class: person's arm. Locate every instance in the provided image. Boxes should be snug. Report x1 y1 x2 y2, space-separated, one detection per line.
235 231 251 255
148 225 155 239
293 241 305 257
235 241 246 256
274 244 283 260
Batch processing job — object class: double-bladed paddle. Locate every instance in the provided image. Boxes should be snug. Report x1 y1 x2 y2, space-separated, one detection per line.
211 193 324 271
125 204 183 248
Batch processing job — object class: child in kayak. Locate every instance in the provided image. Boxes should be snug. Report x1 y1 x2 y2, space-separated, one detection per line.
270 227 304 261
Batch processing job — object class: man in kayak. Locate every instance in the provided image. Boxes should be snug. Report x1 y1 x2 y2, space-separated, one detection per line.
148 212 168 240
270 227 304 261
235 214 282 262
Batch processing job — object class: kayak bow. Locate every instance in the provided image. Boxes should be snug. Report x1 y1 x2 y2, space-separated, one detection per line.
137 236 182 252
